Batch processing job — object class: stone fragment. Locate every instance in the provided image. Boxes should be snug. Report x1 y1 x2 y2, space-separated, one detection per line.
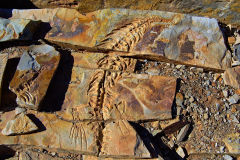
223 90 229 98
0 110 100 154
100 120 151 158
189 96 194 103
223 66 240 89
9 44 60 110
223 133 240 153
44 8 230 70
177 124 190 142
103 71 176 121
15 107 26 115
203 113 209 120
176 92 184 107
0 18 39 42
223 155 233 160
1 113 38 136
8 0 239 26
176 146 185 158
227 94 239 105
0 53 8 105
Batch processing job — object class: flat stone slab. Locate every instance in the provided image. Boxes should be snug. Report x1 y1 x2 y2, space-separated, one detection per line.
0 18 39 42
56 68 105 121
43 8 230 70
9 44 60 110
1 112 38 136
103 71 176 121
100 120 151 158
0 53 8 105
0 110 101 155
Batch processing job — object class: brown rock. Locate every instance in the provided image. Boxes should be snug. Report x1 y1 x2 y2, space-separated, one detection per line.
56 68 105 121
100 120 151 158
223 66 240 89
103 71 176 121
1 113 38 136
0 53 8 105
43 8 230 70
9 44 60 110
0 18 39 42
0 110 100 154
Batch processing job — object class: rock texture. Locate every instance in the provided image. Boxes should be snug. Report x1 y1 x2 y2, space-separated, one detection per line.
0 53 8 105
0 110 100 154
26 0 240 26
44 8 230 70
57 52 174 121
100 120 151 158
0 18 39 42
1 113 38 136
223 66 240 89
9 44 60 110
223 133 240 153
103 72 176 121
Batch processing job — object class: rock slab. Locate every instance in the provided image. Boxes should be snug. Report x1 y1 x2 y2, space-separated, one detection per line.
100 120 151 158
9 44 60 110
0 18 39 42
44 8 230 70
1 113 38 136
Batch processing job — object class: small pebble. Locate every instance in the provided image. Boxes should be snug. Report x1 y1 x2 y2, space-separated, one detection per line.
227 94 239 105
189 96 194 103
203 113 209 120
223 155 233 160
220 146 225 153
223 90 229 98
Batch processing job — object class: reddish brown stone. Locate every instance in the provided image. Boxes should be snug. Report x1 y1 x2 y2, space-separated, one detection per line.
223 66 240 89
103 71 176 121
9 44 60 110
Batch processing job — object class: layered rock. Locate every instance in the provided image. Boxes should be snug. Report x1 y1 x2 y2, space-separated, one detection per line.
1 113 38 136
0 18 39 42
9 44 60 110
20 0 240 26
42 8 230 70
0 53 8 105
100 120 151 158
0 8 230 70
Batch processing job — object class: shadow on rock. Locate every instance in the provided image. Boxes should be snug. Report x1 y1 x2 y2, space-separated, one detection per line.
39 48 73 112
0 145 16 160
0 58 19 111
129 121 184 159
